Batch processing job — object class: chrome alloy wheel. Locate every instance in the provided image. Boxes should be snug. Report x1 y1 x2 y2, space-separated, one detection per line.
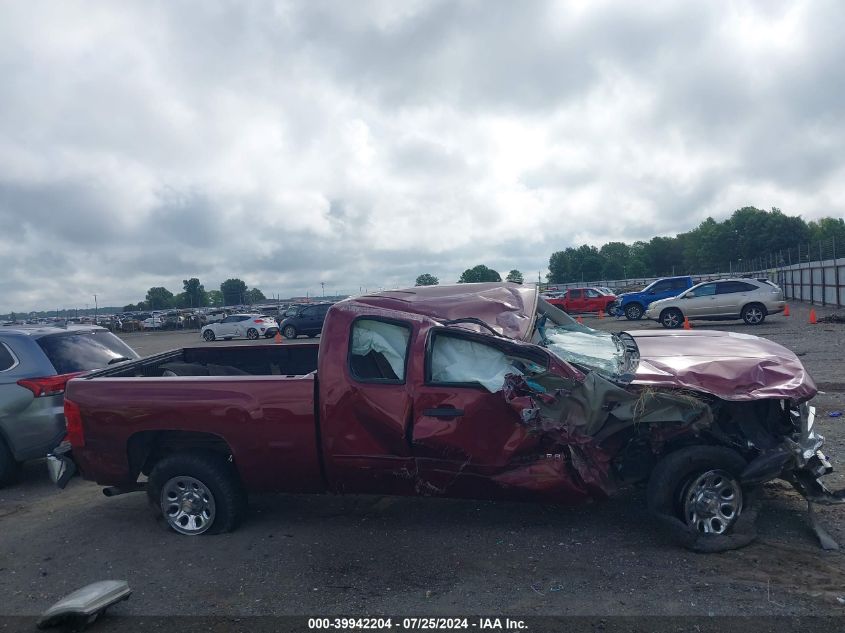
161 476 216 535
682 470 742 534
662 310 681 328
744 306 764 324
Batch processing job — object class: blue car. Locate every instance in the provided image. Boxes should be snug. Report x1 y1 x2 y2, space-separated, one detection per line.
609 276 694 320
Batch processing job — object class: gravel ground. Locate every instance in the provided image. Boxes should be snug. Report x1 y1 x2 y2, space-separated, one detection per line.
0 303 843 623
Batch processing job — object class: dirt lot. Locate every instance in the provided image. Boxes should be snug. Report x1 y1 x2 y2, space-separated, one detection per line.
1 304 844 623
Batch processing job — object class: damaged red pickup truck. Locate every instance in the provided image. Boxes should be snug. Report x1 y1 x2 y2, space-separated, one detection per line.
49 283 843 551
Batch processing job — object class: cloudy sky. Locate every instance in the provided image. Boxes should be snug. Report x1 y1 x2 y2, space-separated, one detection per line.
1 0 844 312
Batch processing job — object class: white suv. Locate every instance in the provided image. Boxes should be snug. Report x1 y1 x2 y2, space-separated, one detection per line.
201 314 279 341
645 278 785 328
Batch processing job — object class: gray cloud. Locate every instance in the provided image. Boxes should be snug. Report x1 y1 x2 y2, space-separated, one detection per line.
1 0 844 312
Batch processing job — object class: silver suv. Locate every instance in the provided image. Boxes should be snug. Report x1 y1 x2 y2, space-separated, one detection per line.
645 278 786 328
0 325 139 485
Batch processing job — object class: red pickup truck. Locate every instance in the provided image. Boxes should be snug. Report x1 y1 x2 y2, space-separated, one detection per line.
50 283 841 550
547 287 616 314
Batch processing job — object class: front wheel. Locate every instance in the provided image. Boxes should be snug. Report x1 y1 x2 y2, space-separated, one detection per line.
741 303 766 325
660 308 683 329
202 329 215 341
624 304 644 320
147 452 245 536
648 446 753 550
246 328 259 340
283 325 297 339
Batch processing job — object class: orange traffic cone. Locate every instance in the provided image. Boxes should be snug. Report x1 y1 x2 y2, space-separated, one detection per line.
809 309 817 325
274 330 283 343
783 304 790 317
683 316 692 330
597 310 604 319
576 316 584 324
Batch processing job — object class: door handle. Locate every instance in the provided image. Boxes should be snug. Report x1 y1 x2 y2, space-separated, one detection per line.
423 407 464 418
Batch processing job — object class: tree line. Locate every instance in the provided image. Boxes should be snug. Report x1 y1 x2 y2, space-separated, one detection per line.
546 207 845 284
413 207 844 288
122 278 266 311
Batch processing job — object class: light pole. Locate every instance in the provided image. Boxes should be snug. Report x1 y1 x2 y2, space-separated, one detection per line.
94 294 98 321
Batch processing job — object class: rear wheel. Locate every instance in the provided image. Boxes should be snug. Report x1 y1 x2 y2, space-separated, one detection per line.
148 452 245 536
741 303 766 325
624 303 644 320
660 308 683 329
202 329 215 341
283 325 297 339
246 328 259 340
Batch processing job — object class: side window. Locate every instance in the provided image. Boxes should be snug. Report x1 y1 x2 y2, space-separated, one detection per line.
0 343 17 372
221 316 234 323
651 281 672 293
349 319 411 382
570 289 582 298
238 316 251 322
301 308 315 318
718 281 757 294
585 289 600 298
319 305 330 316
672 279 689 290
429 334 544 392
691 283 717 297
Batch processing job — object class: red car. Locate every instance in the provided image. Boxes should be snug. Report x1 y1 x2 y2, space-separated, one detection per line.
547 287 616 314
49 283 839 551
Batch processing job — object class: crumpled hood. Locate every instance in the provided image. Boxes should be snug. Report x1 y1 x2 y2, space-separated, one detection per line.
629 329 817 402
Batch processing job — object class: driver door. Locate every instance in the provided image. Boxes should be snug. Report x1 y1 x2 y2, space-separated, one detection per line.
684 283 718 316
410 331 565 501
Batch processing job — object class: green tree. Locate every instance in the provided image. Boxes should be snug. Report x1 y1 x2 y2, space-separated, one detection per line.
547 248 577 283
207 290 223 306
182 278 208 308
246 288 266 304
458 265 501 283
220 279 248 305
505 269 523 283
599 242 630 279
145 287 174 310
415 273 439 286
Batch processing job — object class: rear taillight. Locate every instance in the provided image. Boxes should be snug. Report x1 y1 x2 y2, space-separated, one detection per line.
254 319 263 324
17 372 84 397
64 399 85 447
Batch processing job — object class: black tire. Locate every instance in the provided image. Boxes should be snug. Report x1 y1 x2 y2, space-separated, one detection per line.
741 303 766 326
648 446 753 550
147 452 246 536
0 438 19 488
202 329 216 341
624 303 644 320
283 325 297 339
660 308 683 329
246 328 259 340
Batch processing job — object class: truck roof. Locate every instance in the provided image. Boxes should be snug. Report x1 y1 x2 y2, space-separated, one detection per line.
339 282 538 341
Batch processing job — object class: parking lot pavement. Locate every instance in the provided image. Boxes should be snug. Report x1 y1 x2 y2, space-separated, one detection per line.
1 306 844 619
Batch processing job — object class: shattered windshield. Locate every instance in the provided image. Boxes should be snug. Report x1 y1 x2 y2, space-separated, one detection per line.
533 299 638 382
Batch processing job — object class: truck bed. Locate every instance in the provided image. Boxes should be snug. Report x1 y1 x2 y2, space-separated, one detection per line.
65 343 324 492
96 343 319 378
